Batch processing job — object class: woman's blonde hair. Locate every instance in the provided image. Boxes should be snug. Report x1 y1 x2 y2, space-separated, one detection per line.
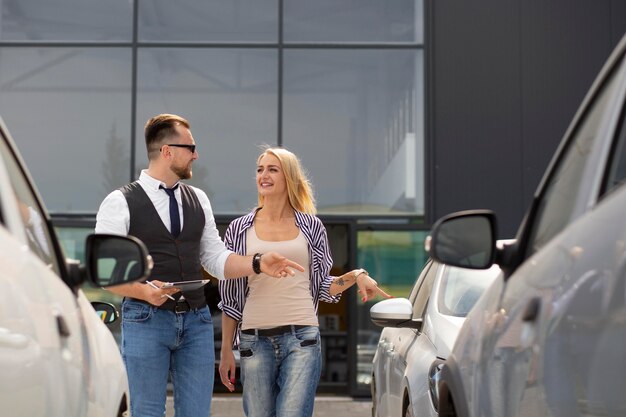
257 147 316 215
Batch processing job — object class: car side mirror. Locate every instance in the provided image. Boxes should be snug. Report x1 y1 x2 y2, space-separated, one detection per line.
85 234 153 287
426 210 497 269
91 301 119 324
370 298 423 330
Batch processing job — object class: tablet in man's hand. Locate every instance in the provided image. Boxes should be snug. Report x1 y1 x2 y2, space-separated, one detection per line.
161 279 211 291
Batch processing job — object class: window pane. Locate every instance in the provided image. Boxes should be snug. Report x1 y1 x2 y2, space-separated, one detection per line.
283 49 424 215
136 48 278 213
55 226 93 263
0 47 133 212
138 0 278 42
354 229 429 389
0 0 132 41
357 230 429 297
284 0 423 43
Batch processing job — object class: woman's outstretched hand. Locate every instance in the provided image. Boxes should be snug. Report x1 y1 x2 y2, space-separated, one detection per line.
354 271 393 302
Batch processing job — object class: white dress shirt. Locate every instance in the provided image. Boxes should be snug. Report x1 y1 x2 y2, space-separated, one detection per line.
95 170 231 280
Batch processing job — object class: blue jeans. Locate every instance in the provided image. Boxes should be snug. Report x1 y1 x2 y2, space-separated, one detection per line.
239 326 322 417
121 299 215 417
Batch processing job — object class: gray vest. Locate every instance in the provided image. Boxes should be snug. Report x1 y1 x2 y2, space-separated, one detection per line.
120 181 206 308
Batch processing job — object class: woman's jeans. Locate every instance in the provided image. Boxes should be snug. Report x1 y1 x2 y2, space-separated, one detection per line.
121 299 215 417
239 326 322 417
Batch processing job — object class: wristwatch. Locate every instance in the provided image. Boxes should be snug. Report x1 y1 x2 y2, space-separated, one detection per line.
252 253 263 274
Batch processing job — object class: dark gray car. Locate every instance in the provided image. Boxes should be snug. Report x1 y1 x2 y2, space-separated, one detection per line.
427 32 626 417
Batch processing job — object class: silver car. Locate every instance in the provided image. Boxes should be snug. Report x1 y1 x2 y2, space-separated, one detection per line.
0 117 153 417
427 33 626 417
370 260 499 417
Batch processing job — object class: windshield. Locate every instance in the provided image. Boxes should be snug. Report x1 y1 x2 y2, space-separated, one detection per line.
438 265 500 317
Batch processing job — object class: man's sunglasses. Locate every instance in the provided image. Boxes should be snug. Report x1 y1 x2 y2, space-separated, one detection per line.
162 144 196 153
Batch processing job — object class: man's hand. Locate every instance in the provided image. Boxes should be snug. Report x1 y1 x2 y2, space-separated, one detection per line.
260 252 305 278
355 272 393 302
219 349 237 392
143 280 180 306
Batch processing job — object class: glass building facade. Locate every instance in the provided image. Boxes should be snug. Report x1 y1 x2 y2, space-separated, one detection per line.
0 0 427 396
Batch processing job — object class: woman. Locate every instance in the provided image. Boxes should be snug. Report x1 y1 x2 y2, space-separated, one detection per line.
218 147 391 417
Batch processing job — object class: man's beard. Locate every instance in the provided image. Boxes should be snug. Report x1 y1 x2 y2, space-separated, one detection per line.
172 162 192 180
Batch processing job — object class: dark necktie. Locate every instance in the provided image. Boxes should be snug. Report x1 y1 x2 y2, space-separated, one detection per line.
160 184 181 237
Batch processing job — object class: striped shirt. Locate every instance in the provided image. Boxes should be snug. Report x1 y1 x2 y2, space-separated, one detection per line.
218 208 341 322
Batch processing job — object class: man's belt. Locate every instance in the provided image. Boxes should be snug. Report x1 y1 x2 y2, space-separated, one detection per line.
128 297 206 314
162 298 192 314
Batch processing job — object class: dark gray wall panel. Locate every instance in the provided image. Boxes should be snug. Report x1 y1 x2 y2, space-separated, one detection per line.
430 0 626 237
520 0 615 204
611 0 626 46
431 0 523 238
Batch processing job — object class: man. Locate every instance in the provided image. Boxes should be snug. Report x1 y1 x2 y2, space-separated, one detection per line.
96 113 303 417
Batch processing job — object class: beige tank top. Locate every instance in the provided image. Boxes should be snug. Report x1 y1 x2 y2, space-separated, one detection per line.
241 226 319 330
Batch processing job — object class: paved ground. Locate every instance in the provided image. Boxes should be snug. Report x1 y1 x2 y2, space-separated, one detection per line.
166 394 372 417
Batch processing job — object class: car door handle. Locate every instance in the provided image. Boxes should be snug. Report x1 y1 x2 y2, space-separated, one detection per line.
522 297 541 323
56 315 71 338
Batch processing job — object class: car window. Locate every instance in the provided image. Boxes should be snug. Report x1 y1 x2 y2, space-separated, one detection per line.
604 102 626 194
408 259 433 303
526 63 622 256
438 265 500 317
411 260 438 320
0 135 61 274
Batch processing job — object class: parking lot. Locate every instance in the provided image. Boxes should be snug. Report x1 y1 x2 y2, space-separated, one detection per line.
166 394 372 417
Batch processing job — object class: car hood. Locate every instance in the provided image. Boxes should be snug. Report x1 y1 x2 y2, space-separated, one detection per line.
427 311 466 358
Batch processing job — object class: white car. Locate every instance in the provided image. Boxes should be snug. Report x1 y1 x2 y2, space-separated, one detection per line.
428 32 626 417
0 117 153 417
370 259 500 417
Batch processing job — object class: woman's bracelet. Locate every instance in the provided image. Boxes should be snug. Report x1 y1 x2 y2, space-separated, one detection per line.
353 268 368 280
